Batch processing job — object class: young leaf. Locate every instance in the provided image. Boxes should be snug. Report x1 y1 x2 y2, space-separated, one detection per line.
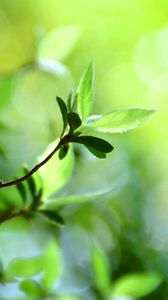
37 140 74 197
67 112 82 133
40 191 106 209
87 109 156 133
92 243 110 295
19 279 42 298
42 241 60 292
56 96 68 136
59 144 69 160
111 272 162 297
36 25 81 62
77 63 94 122
6 256 43 278
72 136 113 153
41 210 65 226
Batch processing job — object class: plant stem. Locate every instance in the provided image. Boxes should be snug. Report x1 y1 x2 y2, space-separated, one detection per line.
0 210 26 224
0 135 70 189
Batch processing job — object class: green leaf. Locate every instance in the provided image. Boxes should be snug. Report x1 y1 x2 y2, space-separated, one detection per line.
37 140 74 197
72 136 113 153
16 182 26 203
92 243 110 295
41 210 65 226
111 272 162 297
84 145 107 159
56 96 68 137
42 241 60 292
77 63 94 122
40 191 106 209
67 90 74 112
59 144 69 160
37 25 81 62
67 112 82 133
6 256 43 278
19 279 42 298
23 166 36 198
86 109 156 133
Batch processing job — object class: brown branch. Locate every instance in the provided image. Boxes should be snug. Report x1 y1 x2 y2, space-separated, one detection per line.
0 210 26 224
0 134 70 189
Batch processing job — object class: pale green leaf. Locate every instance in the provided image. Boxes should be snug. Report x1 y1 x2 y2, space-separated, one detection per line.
111 272 162 297
42 241 60 292
40 191 106 209
6 256 43 278
92 243 110 294
37 25 81 62
19 279 42 298
77 63 94 122
86 109 156 133
37 140 74 197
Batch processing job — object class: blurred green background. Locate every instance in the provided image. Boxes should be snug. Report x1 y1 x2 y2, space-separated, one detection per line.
0 0 168 299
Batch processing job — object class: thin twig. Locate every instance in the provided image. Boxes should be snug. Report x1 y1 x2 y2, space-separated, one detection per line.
0 135 70 189
0 210 26 224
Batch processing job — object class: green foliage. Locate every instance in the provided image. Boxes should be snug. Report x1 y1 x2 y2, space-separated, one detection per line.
5 256 43 278
37 25 81 62
19 279 42 299
42 241 60 292
92 243 111 295
77 62 94 123
85 109 156 133
111 272 162 297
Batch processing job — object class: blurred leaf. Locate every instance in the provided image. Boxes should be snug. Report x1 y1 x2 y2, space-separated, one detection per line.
6 256 43 278
72 136 113 153
92 243 110 295
37 25 81 62
67 112 82 133
111 273 162 297
19 279 42 299
23 166 36 199
42 241 60 292
56 96 68 137
37 140 74 197
41 190 106 209
77 63 94 123
41 210 65 226
59 145 69 160
86 109 156 133
16 182 26 203
0 259 3 281
67 90 74 112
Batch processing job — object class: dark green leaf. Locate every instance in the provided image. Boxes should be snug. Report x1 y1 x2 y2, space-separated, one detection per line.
23 166 36 198
67 112 82 133
16 182 26 203
59 144 69 160
72 136 113 153
85 145 107 159
56 96 68 136
71 92 78 112
67 90 74 112
41 210 65 226
77 63 94 122
19 279 42 298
